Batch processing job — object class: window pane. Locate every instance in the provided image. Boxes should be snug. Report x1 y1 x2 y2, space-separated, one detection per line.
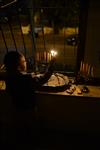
0 0 80 73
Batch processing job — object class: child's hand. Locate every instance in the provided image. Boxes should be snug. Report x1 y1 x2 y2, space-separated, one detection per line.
47 57 56 72
50 57 56 65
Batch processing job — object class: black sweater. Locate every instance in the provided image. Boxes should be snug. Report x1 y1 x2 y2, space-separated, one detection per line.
0 69 52 111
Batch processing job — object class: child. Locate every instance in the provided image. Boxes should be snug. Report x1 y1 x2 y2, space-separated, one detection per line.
3 51 55 148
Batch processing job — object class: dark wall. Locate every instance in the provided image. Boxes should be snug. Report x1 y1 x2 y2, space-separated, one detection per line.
84 0 100 77
37 92 100 132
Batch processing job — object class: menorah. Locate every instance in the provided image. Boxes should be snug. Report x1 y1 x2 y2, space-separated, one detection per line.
79 61 94 92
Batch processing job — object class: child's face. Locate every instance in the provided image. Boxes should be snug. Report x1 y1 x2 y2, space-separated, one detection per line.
18 55 27 72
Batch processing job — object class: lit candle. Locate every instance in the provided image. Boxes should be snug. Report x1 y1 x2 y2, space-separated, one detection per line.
80 61 83 72
82 63 85 76
87 65 91 77
91 67 94 77
50 50 57 57
86 63 88 76
44 51 46 61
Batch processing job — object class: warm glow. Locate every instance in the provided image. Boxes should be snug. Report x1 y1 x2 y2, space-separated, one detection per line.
50 50 57 57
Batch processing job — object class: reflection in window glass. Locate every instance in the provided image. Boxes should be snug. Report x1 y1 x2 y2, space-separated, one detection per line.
34 0 80 73
0 0 80 73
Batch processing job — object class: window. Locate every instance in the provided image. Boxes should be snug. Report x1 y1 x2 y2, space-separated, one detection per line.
0 0 80 73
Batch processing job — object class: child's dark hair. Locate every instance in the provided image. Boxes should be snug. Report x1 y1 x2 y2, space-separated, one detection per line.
4 51 22 72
